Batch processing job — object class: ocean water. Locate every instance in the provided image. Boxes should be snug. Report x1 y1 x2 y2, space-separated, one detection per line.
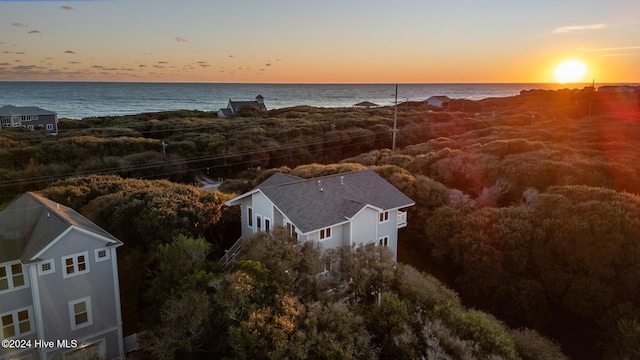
0 81 601 119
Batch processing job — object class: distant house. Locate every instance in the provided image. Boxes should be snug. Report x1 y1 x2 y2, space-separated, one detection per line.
224 170 415 261
217 95 267 117
0 105 59 135
0 192 124 360
597 85 639 93
426 96 450 109
353 101 379 109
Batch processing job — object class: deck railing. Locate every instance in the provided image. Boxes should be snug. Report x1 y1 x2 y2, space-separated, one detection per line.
397 211 407 228
219 237 243 267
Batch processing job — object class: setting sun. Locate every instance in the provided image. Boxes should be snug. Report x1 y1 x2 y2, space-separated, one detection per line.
553 60 588 83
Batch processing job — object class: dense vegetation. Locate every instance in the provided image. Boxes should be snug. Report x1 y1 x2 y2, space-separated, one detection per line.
1 88 638 359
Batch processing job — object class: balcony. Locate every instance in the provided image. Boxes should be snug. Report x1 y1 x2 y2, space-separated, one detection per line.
397 211 407 228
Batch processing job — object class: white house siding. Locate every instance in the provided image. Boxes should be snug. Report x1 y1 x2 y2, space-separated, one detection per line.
0 268 32 312
377 209 400 260
341 222 351 247
311 224 346 251
350 207 379 247
251 192 274 232
238 197 254 239
32 229 121 356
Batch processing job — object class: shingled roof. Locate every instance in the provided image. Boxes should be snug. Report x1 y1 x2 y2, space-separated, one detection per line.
0 192 121 263
0 105 56 116
228 170 414 234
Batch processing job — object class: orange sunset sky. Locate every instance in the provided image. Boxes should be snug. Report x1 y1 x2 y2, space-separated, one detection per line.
1 0 640 83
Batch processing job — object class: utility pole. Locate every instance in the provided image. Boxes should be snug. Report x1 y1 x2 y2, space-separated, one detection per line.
162 141 167 157
392 84 398 152
588 79 595 120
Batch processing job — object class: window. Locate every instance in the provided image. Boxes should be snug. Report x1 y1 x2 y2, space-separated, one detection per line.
0 262 27 293
95 248 110 262
247 207 253 227
379 236 389 248
69 297 92 330
320 227 332 240
62 252 89 278
38 259 55 276
1 307 33 339
379 211 389 223
265 218 271 232
256 215 262 230
287 223 297 238
46 124 54 131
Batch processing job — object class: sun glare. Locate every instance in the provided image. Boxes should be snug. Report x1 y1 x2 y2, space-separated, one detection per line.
553 60 588 84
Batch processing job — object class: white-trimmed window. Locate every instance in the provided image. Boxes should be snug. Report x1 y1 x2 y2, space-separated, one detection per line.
46 124 54 131
286 223 297 238
1 307 33 339
256 215 262 231
62 252 89 278
95 248 110 262
69 297 92 330
265 218 271 233
319 227 332 240
379 211 390 223
247 207 253 227
38 259 55 276
378 236 389 248
0 262 27 293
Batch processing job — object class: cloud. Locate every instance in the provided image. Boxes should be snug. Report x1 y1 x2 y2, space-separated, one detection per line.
157 61 169 64
14 52 25 55
61 6 73 10
175 37 187 42
552 23 606 34
12 23 26 27
64 50 76 54
68 61 82 64
228 54 234 58
265 63 271 67
582 45 640 52
28 30 41 34
13 65 45 70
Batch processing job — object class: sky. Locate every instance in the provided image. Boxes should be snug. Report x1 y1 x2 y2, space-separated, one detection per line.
1 0 639 83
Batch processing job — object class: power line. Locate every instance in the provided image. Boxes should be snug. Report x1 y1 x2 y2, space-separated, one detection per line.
0 128 396 190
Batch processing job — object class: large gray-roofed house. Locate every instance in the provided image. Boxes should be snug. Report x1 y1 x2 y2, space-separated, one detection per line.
217 95 267 118
225 169 414 260
0 105 59 134
0 192 124 360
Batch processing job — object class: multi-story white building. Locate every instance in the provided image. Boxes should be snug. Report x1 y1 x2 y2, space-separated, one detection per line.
0 106 59 135
225 169 414 261
0 192 124 360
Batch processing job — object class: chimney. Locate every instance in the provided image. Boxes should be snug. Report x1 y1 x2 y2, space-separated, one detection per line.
340 176 344 185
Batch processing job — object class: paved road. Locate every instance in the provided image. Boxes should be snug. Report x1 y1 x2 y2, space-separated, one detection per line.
194 174 222 190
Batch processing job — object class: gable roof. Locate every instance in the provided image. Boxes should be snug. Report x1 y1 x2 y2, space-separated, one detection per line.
353 101 379 108
227 170 414 234
0 192 121 263
426 96 450 101
228 100 267 113
0 105 56 117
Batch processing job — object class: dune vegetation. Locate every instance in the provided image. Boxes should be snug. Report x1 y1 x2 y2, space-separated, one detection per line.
1 88 639 359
